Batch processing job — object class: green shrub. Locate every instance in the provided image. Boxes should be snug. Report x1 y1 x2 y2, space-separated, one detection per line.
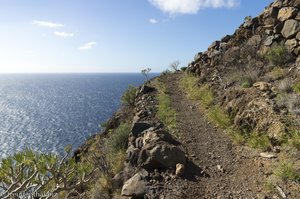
121 85 137 107
242 79 252 88
247 132 271 151
208 106 232 129
227 128 246 144
293 82 300 94
180 75 214 107
275 162 300 182
263 45 292 66
269 67 285 80
106 123 131 154
288 129 300 150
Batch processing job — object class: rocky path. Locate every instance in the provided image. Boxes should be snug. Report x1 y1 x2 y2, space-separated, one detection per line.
160 73 276 199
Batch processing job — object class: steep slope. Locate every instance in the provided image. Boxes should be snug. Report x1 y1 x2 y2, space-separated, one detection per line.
187 0 300 140
74 1 300 198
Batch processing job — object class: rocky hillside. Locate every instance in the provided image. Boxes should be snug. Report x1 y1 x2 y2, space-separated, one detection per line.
187 0 300 140
72 0 300 198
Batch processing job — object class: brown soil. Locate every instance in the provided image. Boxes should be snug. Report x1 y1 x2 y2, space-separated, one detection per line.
158 73 286 199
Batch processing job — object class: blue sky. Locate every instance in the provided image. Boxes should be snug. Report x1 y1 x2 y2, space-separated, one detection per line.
0 0 273 73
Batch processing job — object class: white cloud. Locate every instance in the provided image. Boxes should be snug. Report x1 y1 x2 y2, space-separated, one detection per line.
54 31 75 37
149 18 158 24
149 0 239 15
78 42 97 50
33 20 64 28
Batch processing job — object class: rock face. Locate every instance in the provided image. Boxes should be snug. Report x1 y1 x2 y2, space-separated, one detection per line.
138 142 186 170
277 7 298 21
117 83 187 198
281 19 300 38
121 170 148 198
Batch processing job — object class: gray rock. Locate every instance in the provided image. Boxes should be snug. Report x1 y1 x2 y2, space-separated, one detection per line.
277 7 298 21
296 32 300 40
219 42 228 51
194 52 202 61
138 142 186 170
126 145 140 166
264 36 275 46
281 19 300 38
208 41 220 50
295 12 300 20
142 130 179 146
273 0 283 8
253 82 272 92
285 38 299 52
263 7 279 26
208 49 221 58
291 0 300 7
131 122 152 137
247 35 262 46
121 170 148 198
293 46 300 55
113 171 130 189
244 17 258 29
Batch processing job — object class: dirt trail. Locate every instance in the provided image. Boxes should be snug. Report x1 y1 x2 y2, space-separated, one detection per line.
160 73 277 199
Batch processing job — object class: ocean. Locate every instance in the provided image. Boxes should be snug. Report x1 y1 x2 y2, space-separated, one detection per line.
0 73 156 158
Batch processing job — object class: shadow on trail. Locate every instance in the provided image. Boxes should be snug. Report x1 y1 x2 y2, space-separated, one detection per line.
182 160 210 182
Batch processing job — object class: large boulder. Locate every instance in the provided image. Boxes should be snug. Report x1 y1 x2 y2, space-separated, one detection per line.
138 142 186 170
142 130 179 146
277 7 298 21
281 19 300 38
285 39 299 52
121 170 148 198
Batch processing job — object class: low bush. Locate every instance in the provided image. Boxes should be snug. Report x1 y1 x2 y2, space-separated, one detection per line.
263 45 292 66
247 132 271 151
121 85 137 107
225 66 259 88
278 79 292 93
269 67 285 81
287 93 300 116
208 106 232 129
288 129 300 150
106 122 131 155
293 82 300 94
275 162 300 182
227 128 246 145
